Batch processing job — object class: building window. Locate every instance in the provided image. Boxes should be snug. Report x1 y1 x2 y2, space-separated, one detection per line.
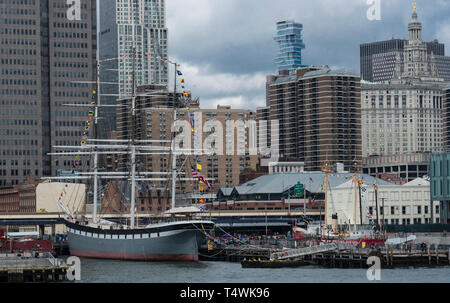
402 206 406 215
391 206 395 215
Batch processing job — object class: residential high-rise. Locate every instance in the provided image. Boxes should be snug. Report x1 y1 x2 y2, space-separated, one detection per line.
274 21 306 74
263 66 362 172
0 0 97 187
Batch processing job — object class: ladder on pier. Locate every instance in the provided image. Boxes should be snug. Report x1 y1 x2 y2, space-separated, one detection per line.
270 243 341 260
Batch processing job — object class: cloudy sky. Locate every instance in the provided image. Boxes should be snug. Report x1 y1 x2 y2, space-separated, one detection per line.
165 0 450 110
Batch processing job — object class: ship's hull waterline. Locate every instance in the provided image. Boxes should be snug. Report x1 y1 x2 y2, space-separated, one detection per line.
64 220 214 262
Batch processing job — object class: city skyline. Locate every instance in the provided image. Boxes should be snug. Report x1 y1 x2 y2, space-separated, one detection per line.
165 0 450 110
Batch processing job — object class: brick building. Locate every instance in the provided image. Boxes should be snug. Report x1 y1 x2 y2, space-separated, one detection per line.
262 66 361 172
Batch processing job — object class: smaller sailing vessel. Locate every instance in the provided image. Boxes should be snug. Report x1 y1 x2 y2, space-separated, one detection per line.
311 161 386 248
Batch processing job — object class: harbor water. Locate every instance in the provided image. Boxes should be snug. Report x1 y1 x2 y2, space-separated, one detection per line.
73 258 450 283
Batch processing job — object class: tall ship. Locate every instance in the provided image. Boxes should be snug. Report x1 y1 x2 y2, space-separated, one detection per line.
50 49 215 261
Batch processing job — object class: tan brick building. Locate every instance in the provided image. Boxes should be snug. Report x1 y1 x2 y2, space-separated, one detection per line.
108 85 258 214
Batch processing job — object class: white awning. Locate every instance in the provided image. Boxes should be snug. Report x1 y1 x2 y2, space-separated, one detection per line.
163 206 202 214
7 232 39 238
385 235 417 245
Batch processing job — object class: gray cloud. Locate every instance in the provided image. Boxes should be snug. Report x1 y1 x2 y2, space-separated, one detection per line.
166 0 450 110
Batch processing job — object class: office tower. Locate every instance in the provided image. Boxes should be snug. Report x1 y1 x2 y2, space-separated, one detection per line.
98 0 168 137
264 66 361 172
360 4 450 83
443 84 450 150
361 39 446 82
430 153 450 224
115 0 168 97
362 5 446 158
0 0 97 187
98 0 119 137
274 21 306 74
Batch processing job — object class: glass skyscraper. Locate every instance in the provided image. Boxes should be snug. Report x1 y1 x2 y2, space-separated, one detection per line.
99 0 169 137
274 21 306 74
115 0 168 97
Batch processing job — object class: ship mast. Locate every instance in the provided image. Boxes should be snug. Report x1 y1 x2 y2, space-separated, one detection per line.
353 162 358 231
374 175 379 225
171 61 178 210
92 60 100 224
358 172 363 226
322 161 331 230
130 47 137 228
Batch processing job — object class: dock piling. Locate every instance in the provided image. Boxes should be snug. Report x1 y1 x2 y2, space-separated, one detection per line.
436 247 439 265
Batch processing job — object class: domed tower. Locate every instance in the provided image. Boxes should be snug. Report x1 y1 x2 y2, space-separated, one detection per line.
402 2 430 78
408 2 422 41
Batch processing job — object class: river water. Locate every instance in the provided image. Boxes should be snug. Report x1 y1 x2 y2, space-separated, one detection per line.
74 258 450 283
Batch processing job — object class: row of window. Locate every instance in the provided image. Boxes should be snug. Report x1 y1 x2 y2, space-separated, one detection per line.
1 79 37 86
0 0 35 5
0 38 37 45
0 129 38 136
0 99 37 106
0 119 38 126
0 8 36 15
54 51 90 59
0 28 37 36
0 109 37 116
1 68 37 76
0 58 36 65
0 149 38 156
369 205 439 216
52 22 89 29
0 48 37 55
0 139 38 146
0 89 37 95
54 91 89 98
53 31 89 39
2 159 38 166
53 42 89 49
0 17 36 25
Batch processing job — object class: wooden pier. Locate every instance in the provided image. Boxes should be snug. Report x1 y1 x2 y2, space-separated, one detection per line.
199 245 275 262
307 248 450 268
201 245 450 269
0 253 69 283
